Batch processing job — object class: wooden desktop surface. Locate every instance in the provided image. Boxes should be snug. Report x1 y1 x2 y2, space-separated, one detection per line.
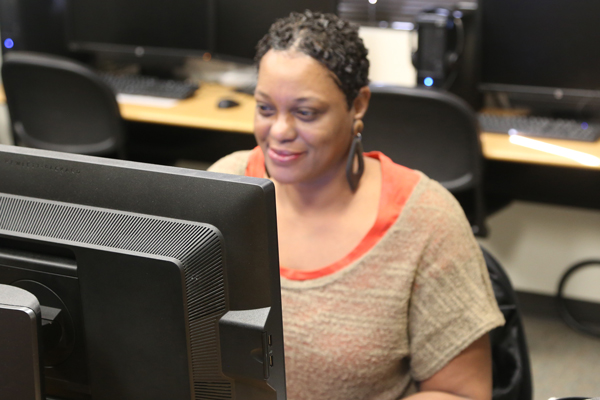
2 84 600 170
124 84 600 170
119 82 255 133
480 132 600 170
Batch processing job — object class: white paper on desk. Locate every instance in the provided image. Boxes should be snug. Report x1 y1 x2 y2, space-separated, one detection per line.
116 94 179 108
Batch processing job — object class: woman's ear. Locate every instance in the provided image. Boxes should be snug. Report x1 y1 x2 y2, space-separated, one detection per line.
352 86 371 120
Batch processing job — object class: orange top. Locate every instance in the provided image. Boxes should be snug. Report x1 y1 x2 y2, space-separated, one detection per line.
244 147 420 280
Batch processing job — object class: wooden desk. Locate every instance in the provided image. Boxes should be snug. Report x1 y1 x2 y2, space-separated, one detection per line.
120 85 600 170
2 84 600 170
119 82 255 134
481 132 600 170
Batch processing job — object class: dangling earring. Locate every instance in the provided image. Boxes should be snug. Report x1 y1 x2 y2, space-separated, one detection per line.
346 120 365 192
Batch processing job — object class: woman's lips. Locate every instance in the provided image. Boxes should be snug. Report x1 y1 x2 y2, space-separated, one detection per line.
267 147 304 163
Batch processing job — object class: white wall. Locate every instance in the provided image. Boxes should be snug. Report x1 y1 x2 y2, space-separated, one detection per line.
0 105 11 145
479 202 600 302
358 26 416 87
0 48 10 145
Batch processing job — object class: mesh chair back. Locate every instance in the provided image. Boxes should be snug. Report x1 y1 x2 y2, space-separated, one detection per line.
481 245 533 400
2 52 125 157
362 84 486 235
363 84 482 191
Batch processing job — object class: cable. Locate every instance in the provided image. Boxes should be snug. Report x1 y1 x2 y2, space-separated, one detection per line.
556 259 600 338
442 13 465 91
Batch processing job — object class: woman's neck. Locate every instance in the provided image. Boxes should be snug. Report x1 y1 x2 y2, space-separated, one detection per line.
273 155 382 271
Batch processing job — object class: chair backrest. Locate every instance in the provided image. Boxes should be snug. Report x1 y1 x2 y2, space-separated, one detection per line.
362 84 486 235
1 51 125 157
481 245 533 400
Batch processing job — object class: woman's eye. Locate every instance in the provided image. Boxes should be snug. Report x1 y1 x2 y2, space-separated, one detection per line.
257 104 275 116
295 109 318 120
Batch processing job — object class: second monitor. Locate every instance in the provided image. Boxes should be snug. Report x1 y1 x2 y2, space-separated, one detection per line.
65 0 340 65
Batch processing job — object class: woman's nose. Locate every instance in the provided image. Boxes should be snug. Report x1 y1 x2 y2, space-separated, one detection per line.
270 113 296 142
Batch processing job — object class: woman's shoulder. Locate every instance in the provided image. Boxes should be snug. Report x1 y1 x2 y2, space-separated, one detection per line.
411 173 464 213
403 172 469 226
375 152 464 224
207 150 253 176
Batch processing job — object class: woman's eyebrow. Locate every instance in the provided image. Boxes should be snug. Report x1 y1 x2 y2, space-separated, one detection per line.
255 91 323 104
295 97 322 104
255 90 271 100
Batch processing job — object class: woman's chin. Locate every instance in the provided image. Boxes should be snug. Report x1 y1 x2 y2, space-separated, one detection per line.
267 170 302 185
263 163 303 184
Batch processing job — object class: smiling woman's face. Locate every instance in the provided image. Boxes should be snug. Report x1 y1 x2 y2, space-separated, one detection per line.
254 49 357 186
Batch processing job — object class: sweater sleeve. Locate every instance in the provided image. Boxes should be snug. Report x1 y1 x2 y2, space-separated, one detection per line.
406 178 505 381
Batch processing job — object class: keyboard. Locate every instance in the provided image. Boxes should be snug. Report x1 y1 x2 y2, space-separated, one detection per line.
478 113 600 142
99 73 200 99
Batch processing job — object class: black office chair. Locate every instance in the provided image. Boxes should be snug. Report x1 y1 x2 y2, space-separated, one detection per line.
481 245 533 400
1 51 126 158
362 84 486 235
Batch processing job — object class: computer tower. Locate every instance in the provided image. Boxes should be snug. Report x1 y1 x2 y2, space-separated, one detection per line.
0 0 69 56
412 8 458 89
412 5 482 110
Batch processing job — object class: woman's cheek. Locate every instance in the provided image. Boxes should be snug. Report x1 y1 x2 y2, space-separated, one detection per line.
253 120 269 143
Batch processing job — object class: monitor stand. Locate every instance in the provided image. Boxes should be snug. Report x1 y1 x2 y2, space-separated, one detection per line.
0 284 44 400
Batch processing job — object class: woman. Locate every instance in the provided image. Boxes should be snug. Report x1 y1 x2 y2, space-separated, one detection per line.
209 10 504 400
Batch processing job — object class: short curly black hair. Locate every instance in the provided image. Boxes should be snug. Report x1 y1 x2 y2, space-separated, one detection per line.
255 10 370 109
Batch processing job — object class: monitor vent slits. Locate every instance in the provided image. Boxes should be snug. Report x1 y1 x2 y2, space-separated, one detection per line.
0 193 214 259
183 231 232 397
0 193 233 397
194 381 233 399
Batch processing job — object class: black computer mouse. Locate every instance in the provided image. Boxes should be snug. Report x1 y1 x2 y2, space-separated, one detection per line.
218 98 240 108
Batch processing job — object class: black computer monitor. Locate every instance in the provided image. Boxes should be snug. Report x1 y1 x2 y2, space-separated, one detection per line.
65 0 339 72
0 144 285 400
213 0 339 63
65 0 212 73
479 0 600 116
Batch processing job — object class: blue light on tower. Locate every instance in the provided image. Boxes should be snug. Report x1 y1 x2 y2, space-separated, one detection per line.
4 38 14 49
424 77 434 87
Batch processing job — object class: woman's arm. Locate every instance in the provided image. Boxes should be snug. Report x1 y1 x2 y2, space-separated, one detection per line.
407 334 493 400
